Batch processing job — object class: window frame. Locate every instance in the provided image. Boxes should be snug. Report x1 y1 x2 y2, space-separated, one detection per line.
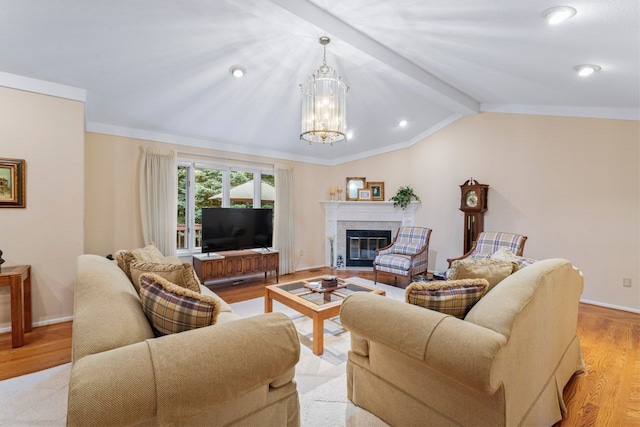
177 158 274 256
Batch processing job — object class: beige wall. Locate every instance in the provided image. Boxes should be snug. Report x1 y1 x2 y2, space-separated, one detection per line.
338 113 640 311
84 133 146 255
84 112 639 311
84 133 331 271
0 86 84 330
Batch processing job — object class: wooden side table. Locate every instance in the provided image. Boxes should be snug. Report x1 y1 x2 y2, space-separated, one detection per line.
0 265 32 348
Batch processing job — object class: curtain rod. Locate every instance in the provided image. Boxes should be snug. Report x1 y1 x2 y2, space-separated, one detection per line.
177 150 274 168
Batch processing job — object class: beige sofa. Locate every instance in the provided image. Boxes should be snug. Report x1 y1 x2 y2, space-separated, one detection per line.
340 258 584 426
67 254 301 426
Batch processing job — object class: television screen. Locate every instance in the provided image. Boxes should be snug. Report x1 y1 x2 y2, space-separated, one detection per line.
201 208 273 253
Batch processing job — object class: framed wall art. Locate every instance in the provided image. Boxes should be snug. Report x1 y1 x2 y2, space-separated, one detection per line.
346 177 366 201
0 158 26 208
358 189 372 200
368 182 385 201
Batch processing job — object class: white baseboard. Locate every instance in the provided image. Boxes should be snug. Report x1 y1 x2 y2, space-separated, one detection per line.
0 315 74 334
295 264 326 272
580 299 640 314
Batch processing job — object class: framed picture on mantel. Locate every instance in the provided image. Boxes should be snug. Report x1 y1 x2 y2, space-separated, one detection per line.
368 182 384 201
346 177 366 201
358 189 372 200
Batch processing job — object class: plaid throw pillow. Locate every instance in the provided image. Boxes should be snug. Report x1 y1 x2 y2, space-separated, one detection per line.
405 279 489 319
394 243 422 255
139 273 220 336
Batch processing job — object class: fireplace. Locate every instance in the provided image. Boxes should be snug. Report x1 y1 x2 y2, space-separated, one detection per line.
346 229 392 267
320 201 419 268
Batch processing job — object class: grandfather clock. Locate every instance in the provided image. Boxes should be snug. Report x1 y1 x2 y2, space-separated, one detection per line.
459 178 489 254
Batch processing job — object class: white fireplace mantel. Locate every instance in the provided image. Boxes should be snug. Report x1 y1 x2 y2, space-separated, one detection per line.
320 201 420 266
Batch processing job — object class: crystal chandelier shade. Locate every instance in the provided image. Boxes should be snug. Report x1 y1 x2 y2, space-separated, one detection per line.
300 37 348 145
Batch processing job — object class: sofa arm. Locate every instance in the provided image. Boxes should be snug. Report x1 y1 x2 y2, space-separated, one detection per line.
68 312 300 426
67 342 158 426
340 292 507 393
147 312 300 424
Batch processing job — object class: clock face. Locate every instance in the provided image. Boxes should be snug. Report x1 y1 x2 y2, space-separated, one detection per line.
465 190 478 208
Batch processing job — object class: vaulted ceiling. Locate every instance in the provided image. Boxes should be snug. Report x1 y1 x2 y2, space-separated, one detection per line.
1 0 638 164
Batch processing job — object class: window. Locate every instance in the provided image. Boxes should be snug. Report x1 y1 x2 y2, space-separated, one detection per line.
177 160 274 254
229 170 253 208
177 165 188 250
261 172 274 209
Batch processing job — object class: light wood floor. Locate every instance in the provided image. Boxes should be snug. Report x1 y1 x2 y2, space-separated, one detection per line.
1 268 638 425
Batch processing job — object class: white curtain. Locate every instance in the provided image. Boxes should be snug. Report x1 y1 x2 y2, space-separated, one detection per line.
274 164 295 275
139 146 177 256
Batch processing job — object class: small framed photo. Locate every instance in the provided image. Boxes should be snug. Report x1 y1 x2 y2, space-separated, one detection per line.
358 189 372 200
368 182 384 201
346 177 366 201
0 158 26 208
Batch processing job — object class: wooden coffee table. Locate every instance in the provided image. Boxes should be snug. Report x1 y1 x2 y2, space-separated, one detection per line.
265 277 385 355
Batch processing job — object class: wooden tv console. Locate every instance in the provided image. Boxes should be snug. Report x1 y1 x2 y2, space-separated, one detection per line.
192 249 279 284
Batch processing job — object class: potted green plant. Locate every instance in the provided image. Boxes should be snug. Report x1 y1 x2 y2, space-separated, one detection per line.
389 186 421 210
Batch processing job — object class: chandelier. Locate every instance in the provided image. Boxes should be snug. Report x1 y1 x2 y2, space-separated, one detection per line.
300 37 349 145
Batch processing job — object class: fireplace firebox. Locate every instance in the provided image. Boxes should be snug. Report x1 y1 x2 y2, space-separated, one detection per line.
346 229 392 267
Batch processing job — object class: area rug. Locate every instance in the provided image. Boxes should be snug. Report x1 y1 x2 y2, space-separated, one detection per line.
0 277 401 426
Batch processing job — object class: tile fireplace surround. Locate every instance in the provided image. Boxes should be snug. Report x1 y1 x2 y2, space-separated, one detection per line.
320 201 419 268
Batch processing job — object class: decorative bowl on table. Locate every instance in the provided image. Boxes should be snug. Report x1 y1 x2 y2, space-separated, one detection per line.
307 281 321 289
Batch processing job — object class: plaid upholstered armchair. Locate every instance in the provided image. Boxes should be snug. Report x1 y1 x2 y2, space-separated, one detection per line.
446 231 528 268
373 226 432 286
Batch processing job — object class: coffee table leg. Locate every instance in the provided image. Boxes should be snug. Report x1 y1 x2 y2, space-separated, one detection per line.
264 291 273 313
312 312 324 355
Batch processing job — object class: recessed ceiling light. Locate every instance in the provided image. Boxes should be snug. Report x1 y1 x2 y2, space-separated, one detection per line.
398 120 408 127
229 65 246 78
541 6 577 25
347 132 354 140
573 64 601 77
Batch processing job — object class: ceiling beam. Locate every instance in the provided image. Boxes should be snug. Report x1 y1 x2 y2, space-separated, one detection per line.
269 0 480 116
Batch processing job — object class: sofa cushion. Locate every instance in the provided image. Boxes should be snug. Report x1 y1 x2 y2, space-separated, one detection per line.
405 278 489 319
139 273 221 336
448 258 518 291
130 261 201 294
375 254 411 271
490 247 537 270
114 243 166 280
133 243 165 262
393 242 422 255
114 249 135 279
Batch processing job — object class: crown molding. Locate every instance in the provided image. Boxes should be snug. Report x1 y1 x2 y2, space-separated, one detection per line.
0 71 85 102
86 122 335 166
481 103 639 121
326 114 463 166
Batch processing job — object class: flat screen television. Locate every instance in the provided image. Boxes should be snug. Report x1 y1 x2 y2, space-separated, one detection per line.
201 207 273 253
